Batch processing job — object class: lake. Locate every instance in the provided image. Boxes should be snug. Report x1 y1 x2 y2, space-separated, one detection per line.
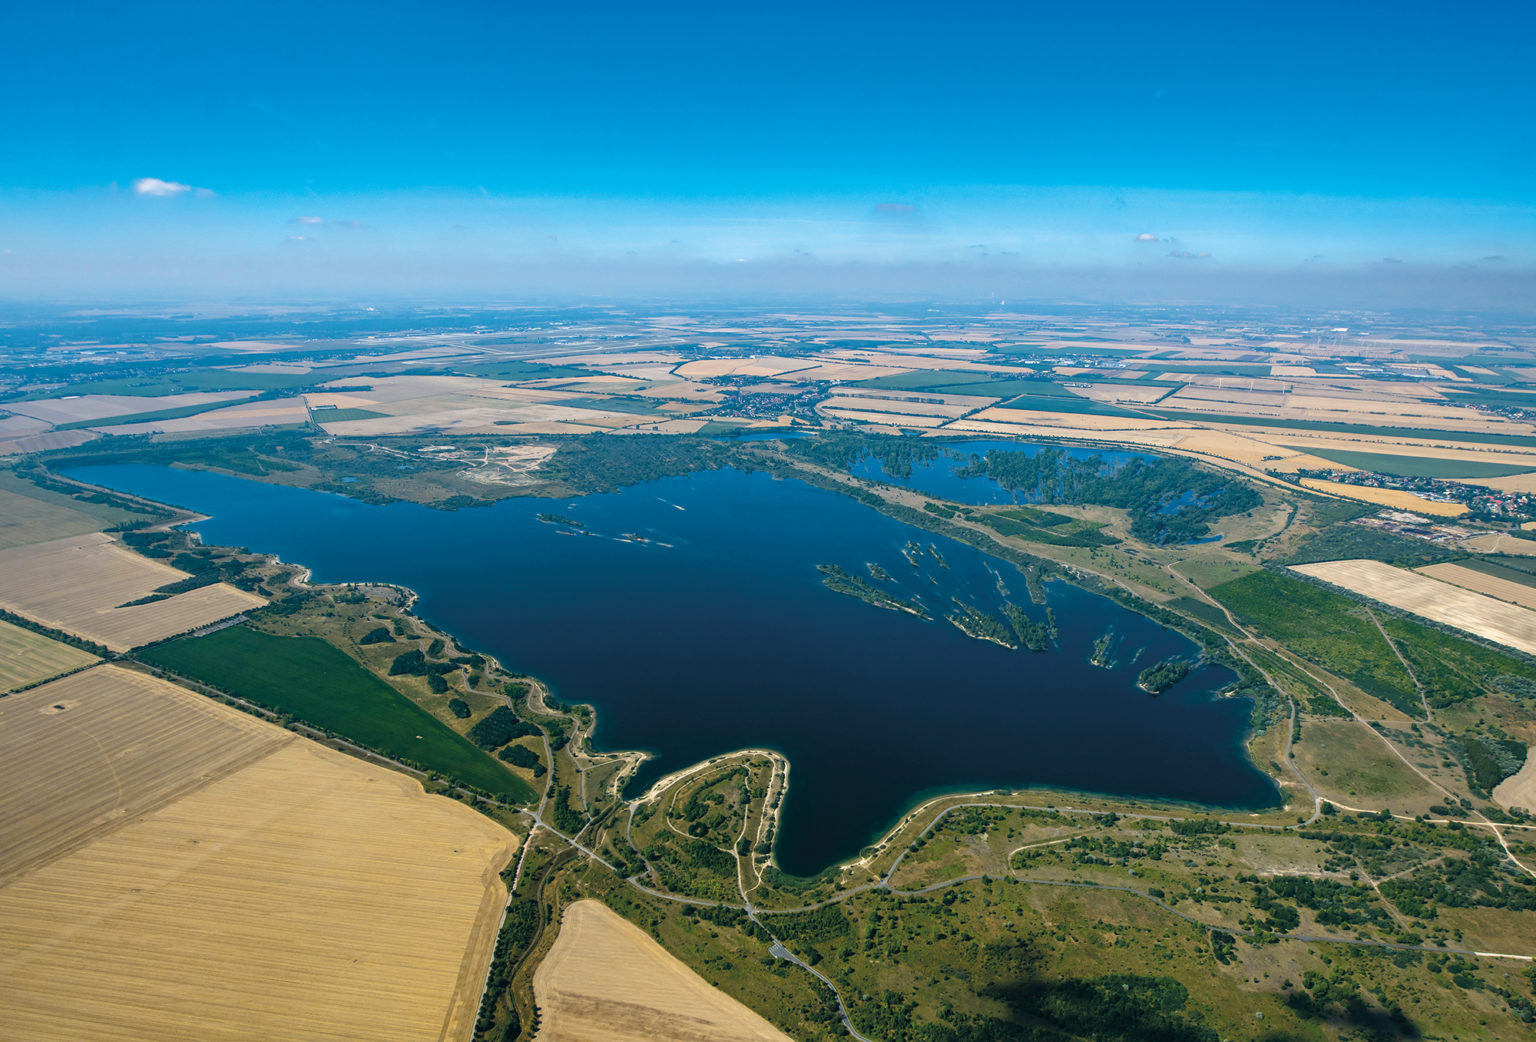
70 463 1278 874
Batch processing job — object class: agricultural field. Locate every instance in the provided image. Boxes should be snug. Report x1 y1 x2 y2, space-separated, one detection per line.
0 666 517 1042
1418 560 1536 610
533 899 793 1042
1299 477 1468 516
1292 558 1536 657
0 532 266 651
0 665 287 884
0 618 97 693
0 468 148 549
138 624 536 802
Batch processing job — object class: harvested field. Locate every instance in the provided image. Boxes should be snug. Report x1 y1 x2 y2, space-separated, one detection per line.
533 900 793 1042
1417 562 1536 610
0 532 265 651
100 397 310 435
0 667 517 1042
7 391 248 426
0 619 97 693
0 665 287 884
1290 559 1536 656
1298 478 1467 516
0 479 127 550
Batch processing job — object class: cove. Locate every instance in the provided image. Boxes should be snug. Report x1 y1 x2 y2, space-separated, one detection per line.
69 463 1279 874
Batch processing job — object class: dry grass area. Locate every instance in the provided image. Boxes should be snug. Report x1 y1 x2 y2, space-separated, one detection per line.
0 478 125 550
0 532 266 651
1492 748 1536 814
1291 559 1536 656
1298 478 1467 516
103 397 310 435
1417 562 1536 610
6 391 248 425
533 900 793 1042
0 619 97 693
0 665 517 1042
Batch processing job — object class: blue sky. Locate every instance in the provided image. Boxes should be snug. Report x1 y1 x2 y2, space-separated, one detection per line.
2 0 1533 302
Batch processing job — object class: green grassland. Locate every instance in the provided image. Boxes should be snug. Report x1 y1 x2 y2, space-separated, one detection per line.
1280 523 1463 568
1209 571 1424 715
11 367 317 399
450 359 608 382
139 625 535 802
976 507 1119 547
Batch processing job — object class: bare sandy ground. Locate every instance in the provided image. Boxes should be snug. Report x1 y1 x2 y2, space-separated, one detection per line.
1492 748 1536 814
533 900 792 1042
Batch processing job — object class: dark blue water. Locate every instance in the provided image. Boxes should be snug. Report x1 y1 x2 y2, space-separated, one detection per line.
69 463 1277 874
850 439 1151 505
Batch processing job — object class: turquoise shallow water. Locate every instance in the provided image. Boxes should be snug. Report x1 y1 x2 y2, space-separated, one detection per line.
70 463 1278 874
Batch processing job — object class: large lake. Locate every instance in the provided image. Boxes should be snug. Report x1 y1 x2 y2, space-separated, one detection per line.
70 463 1277 874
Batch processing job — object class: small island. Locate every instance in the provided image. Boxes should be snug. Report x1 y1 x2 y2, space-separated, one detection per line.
947 600 1017 648
817 564 929 617
1003 602 1050 652
537 513 586 529
1137 656 1193 695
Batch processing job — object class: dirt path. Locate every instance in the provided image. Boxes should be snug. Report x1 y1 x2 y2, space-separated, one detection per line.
1364 605 1434 722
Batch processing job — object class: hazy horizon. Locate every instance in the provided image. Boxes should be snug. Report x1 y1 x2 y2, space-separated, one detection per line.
4 1 1532 307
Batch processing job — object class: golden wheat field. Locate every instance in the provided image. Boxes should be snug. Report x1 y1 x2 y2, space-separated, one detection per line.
1298 478 1468 516
0 619 97 694
533 899 793 1042
0 666 518 1042
0 532 266 651
1416 562 1536 611
1291 559 1536 656
0 665 289 885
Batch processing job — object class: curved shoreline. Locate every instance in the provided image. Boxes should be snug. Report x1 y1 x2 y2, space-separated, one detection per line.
61 460 1285 881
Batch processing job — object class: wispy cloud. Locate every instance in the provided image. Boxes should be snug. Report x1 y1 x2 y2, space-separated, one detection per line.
1135 232 1159 242
292 215 324 224
1168 249 1211 259
132 177 193 197
286 234 308 242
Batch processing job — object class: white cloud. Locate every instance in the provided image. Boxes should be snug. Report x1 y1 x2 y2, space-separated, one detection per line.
293 215 324 224
286 234 308 242
132 177 194 197
1135 232 1159 242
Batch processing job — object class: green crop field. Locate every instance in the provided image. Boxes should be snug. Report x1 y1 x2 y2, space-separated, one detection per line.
1288 446 1536 479
139 625 535 802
